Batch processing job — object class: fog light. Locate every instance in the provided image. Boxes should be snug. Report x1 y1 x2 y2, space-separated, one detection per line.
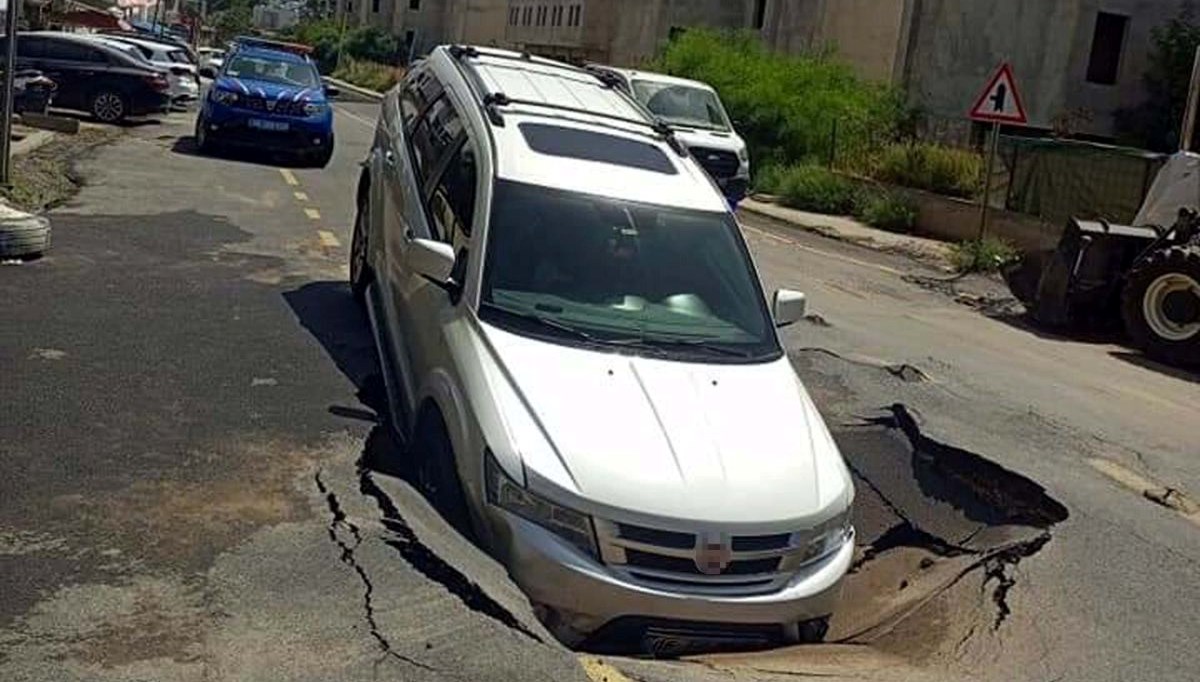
313 137 322 145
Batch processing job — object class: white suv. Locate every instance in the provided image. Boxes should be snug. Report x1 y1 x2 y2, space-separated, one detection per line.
351 45 855 647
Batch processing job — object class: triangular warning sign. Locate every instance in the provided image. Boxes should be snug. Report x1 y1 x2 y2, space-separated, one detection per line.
969 63 1028 125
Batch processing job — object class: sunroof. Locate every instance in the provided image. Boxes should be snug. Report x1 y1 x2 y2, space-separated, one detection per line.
518 123 677 175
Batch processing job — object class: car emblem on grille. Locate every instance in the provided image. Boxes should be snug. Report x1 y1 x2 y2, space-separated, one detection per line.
694 532 733 575
266 100 277 112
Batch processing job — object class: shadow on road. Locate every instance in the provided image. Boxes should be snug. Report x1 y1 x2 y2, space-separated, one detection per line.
171 135 314 169
984 310 1121 346
1109 351 1199 384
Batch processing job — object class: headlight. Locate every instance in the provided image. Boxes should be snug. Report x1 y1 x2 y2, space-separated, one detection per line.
303 101 327 116
212 89 238 105
797 511 852 565
737 146 749 162
485 450 598 558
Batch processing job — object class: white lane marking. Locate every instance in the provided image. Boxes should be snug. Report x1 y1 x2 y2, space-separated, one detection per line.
294 191 309 202
279 169 299 186
318 230 341 248
741 223 906 277
304 207 322 220
336 106 376 129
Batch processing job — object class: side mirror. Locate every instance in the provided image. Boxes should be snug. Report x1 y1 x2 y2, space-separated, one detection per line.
324 83 341 99
405 238 456 289
773 289 807 328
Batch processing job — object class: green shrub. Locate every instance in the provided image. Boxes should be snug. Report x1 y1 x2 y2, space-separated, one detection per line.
333 57 403 92
777 165 860 214
753 164 789 195
857 191 918 233
874 143 982 198
655 29 904 168
950 237 1020 272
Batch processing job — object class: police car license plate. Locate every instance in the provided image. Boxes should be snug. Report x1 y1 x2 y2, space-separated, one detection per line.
248 119 288 132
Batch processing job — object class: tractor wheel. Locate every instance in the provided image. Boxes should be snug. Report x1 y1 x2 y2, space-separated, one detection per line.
1121 245 1200 366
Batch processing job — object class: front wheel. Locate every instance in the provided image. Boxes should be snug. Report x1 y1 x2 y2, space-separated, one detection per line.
414 414 473 538
349 200 372 304
306 142 334 168
1121 245 1200 366
90 89 128 124
194 116 214 154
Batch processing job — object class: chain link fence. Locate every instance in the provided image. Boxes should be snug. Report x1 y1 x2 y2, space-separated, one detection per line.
821 116 1167 226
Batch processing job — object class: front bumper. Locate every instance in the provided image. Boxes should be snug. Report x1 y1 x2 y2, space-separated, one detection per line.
201 106 333 152
488 508 854 640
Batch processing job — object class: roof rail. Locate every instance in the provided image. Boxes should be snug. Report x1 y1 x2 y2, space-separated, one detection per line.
231 36 314 56
447 45 688 156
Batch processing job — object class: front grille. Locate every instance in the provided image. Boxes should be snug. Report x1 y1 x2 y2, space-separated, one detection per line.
689 146 740 179
236 95 307 116
616 523 693 549
624 549 780 576
598 519 835 597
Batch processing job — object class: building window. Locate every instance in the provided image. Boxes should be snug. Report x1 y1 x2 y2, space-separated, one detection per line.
753 0 767 29
371 0 379 13
1086 12 1128 85
553 5 561 26
510 7 518 25
524 5 532 25
409 0 420 9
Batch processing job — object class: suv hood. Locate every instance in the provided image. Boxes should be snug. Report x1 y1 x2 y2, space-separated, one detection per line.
215 75 326 104
484 325 851 526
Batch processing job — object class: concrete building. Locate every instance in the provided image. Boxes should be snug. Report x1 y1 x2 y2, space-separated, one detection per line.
757 0 1191 140
337 0 755 66
334 0 451 61
253 2 301 31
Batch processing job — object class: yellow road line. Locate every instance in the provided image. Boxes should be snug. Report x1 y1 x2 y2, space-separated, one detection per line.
317 230 340 248
279 168 299 186
741 222 906 277
294 191 309 202
1089 458 1200 527
579 656 636 682
304 207 321 220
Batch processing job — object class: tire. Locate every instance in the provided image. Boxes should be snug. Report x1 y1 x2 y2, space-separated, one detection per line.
307 142 334 168
349 199 372 304
0 213 51 259
414 411 473 538
1121 245 1200 366
90 89 128 124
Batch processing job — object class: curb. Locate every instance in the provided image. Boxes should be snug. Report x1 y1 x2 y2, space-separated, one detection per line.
325 76 385 102
738 200 954 269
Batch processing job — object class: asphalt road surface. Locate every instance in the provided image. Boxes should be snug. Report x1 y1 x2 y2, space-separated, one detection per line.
1 99 1198 682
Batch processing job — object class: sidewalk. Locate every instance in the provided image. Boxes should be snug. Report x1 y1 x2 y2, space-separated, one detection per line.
739 197 955 268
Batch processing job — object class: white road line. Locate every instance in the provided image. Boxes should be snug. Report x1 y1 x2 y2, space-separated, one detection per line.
294 191 309 202
336 106 376 128
279 169 299 186
304 207 322 220
317 230 340 248
741 223 906 277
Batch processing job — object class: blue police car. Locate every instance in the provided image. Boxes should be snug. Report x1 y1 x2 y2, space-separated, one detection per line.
195 37 338 167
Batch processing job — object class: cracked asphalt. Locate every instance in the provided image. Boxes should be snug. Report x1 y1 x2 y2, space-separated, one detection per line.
1 98 1198 682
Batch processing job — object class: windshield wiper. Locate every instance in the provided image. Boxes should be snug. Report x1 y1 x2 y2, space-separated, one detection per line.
629 335 756 358
483 304 643 348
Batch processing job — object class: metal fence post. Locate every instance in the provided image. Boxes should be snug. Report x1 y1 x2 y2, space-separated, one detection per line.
0 0 20 187
828 118 838 169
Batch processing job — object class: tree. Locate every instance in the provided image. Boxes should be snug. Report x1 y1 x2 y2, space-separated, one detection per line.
1116 4 1200 151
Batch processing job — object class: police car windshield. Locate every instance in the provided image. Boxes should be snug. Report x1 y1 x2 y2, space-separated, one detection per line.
225 54 319 88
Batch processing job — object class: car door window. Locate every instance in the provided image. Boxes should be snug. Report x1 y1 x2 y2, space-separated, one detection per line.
43 40 97 63
427 139 479 245
16 37 48 59
410 96 464 189
400 69 444 130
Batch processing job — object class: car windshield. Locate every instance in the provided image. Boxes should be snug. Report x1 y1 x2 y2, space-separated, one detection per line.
480 180 779 361
225 54 318 87
632 80 731 131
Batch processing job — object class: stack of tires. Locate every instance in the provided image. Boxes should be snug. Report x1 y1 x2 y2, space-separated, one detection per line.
0 204 51 260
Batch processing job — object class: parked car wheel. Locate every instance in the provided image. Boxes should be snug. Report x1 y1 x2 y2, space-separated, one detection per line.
414 410 472 538
0 213 51 259
349 199 372 304
89 89 128 123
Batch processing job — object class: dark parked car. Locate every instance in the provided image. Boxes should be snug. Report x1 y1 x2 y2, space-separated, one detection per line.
0 32 171 123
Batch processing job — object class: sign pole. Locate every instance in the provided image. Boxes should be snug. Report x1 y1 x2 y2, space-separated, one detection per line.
977 121 1000 242
0 0 21 187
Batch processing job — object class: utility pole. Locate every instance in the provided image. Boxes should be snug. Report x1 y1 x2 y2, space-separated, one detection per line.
1 0 21 186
